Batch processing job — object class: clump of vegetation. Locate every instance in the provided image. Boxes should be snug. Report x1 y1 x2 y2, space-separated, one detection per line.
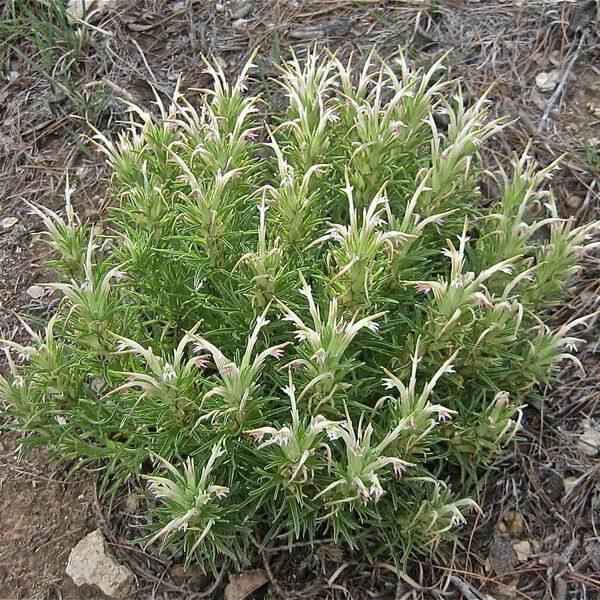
0 0 105 125
2 49 597 570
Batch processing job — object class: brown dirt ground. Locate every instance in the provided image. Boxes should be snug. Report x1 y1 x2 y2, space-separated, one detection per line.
1 1 599 598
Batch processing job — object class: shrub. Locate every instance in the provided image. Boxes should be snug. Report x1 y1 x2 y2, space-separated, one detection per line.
2 49 598 570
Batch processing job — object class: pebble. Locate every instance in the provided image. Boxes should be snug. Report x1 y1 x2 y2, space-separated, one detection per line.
565 195 583 210
535 70 561 93
1 217 18 230
66 529 134 597
26 285 45 299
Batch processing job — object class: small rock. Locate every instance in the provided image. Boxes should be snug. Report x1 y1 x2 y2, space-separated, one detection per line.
127 22 153 32
0 133 15 155
169 563 207 591
1 217 18 230
489 536 518 576
289 25 323 39
587 103 600 118
549 50 562 67
530 90 547 111
531 52 545 66
584 540 600 571
66 529 134 597
499 98 536 133
289 20 350 40
90 377 104 393
569 0 597 32
565 195 583 210
230 1 252 19
169 563 187 581
513 540 532 562
535 70 561 93
553 578 567 599
26 285 46 299
124 494 140 513
493 581 520 600
541 469 564 502
214 56 228 70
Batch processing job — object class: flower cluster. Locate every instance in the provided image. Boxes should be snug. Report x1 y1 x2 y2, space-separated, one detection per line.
2 48 597 570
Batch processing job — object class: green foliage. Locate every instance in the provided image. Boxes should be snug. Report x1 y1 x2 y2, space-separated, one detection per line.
583 136 600 173
2 49 598 570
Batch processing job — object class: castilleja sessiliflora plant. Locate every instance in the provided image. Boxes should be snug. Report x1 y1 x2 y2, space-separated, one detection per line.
2 49 599 570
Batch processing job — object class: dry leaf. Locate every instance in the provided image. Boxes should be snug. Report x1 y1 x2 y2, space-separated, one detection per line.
563 476 579 494
66 0 121 24
1 216 18 230
26 285 46 299
224 569 268 600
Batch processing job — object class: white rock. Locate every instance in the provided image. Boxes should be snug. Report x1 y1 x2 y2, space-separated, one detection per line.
513 540 532 562
535 71 561 93
1 217 18 229
26 285 45 299
66 529 134 597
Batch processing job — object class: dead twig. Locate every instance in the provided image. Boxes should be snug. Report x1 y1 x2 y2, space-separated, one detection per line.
448 575 493 600
538 36 594 133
